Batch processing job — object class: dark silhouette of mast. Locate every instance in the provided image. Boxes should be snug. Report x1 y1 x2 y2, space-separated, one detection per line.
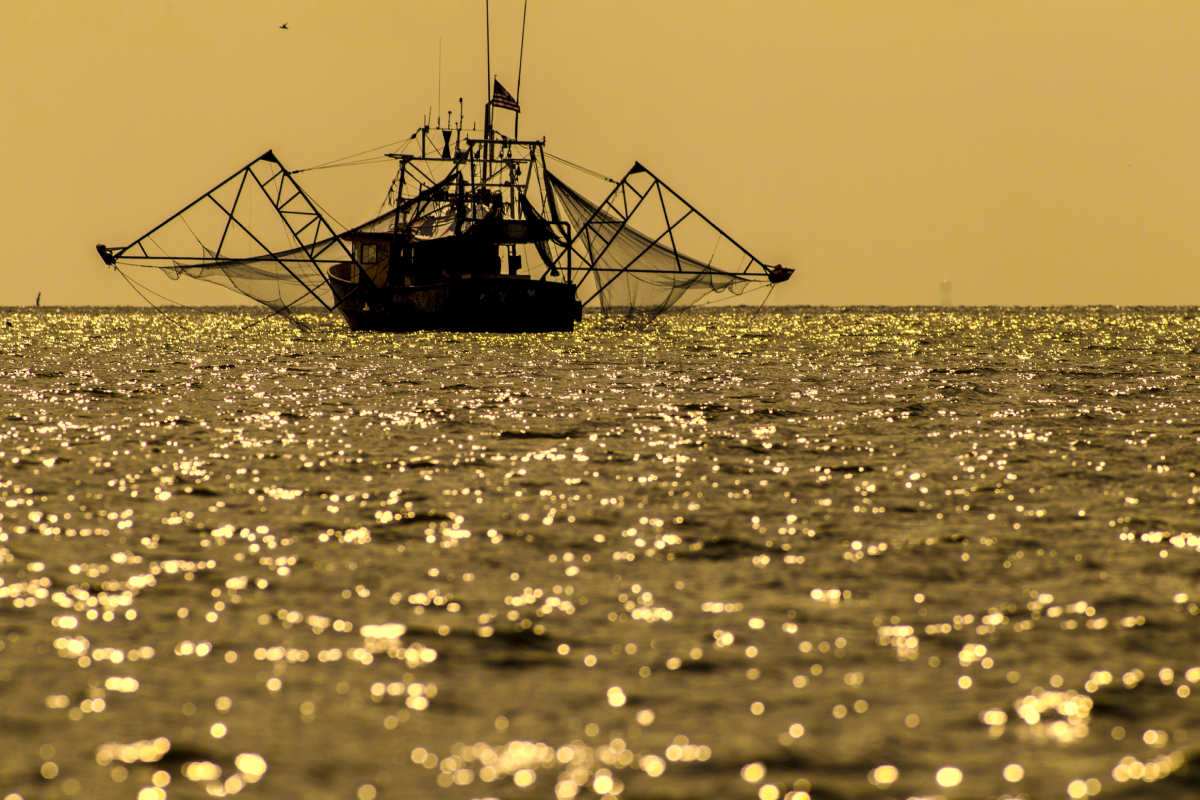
514 0 527 141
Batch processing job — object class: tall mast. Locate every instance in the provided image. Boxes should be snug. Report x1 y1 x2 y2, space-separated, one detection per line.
514 0 527 141
484 0 492 138
483 0 493 178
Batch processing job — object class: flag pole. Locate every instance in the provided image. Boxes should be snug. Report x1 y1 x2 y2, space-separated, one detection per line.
514 0 527 141
485 0 491 106
483 0 493 172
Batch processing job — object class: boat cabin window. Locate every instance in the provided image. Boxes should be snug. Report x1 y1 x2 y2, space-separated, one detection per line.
360 243 377 263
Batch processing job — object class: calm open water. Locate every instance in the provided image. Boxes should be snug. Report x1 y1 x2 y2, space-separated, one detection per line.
2 306 1200 800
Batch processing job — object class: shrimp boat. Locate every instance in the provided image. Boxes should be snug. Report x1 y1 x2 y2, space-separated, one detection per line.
97 80 791 332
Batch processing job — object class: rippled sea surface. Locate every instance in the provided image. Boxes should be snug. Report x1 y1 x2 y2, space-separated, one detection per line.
3 307 1200 800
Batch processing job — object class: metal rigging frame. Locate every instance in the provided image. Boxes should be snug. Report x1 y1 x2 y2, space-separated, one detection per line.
545 163 783 307
102 152 363 316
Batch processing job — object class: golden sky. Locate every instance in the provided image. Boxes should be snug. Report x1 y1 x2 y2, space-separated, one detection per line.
2 1 1198 307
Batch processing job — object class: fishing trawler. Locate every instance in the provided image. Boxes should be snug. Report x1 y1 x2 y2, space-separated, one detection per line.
97 67 791 332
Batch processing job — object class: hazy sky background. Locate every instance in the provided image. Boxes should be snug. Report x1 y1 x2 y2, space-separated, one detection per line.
2 1 1198 307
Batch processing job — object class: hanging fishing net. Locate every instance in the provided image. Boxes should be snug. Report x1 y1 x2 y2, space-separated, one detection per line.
98 153 352 320
98 136 790 329
544 165 787 318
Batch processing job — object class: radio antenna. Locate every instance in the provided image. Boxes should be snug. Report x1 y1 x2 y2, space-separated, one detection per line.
514 0 527 140
516 0 528 101
485 0 491 105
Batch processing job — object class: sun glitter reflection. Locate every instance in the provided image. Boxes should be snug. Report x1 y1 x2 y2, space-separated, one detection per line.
935 766 962 787
95 739 171 766
1112 751 1188 784
411 734 707 792
741 762 767 782
11 308 1200 798
868 765 899 787
177 751 267 795
1013 687 1093 743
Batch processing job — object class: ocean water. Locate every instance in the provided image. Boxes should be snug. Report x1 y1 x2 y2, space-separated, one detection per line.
2 306 1200 800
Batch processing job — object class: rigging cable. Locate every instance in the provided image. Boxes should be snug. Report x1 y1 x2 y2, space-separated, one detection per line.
114 264 307 335
295 136 415 174
239 302 309 333
753 284 776 315
544 152 617 184
300 193 349 234
685 280 770 310
112 266 193 333
175 217 211 255
296 156 397 172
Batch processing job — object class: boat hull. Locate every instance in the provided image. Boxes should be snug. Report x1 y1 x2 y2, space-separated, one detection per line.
329 274 582 333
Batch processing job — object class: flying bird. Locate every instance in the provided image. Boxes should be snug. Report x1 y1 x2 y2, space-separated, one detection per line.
280 22 288 30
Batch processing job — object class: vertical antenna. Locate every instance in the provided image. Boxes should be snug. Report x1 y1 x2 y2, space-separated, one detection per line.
485 0 492 107
438 38 442 126
516 0 528 102
483 0 493 174
514 0 527 140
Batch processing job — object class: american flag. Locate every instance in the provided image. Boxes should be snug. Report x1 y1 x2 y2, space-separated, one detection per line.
492 80 520 112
